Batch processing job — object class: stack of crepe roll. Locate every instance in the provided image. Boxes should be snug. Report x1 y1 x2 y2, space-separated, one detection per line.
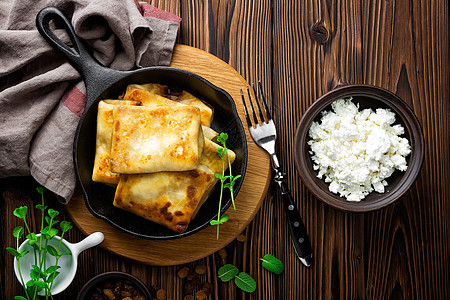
91 84 235 233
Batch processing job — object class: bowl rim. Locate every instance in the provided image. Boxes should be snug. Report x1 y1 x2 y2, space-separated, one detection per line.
76 271 152 300
293 84 424 212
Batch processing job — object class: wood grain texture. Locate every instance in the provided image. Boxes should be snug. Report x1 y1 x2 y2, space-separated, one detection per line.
1 0 448 299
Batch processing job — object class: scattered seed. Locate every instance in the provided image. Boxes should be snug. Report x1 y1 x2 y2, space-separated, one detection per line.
156 288 167 299
190 275 201 287
218 248 227 259
113 286 121 296
202 282 213 295
195 265 206 275
178 266 190 279
237 233 246 242
121 290 132 297
184 282 194 294
115 280 122 288
195 290 207 300
102 289 115 300
187 270 198 281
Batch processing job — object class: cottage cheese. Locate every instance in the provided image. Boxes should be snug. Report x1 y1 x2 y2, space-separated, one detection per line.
308 98 411 201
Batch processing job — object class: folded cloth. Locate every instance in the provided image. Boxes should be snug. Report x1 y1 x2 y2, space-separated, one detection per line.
0 0 181 203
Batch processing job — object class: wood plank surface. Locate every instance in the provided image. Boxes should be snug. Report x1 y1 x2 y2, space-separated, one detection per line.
1 0 448 299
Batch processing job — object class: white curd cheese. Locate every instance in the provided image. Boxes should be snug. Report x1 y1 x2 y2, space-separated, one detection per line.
308 98 411 201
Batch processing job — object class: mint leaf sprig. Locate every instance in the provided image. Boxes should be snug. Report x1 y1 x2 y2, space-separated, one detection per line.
7 187 73 300
217 254 284 294
218 264 256 293
210 132 241 240
260 254 284 275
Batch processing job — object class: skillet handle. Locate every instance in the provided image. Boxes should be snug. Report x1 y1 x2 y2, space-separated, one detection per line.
35 6 127 108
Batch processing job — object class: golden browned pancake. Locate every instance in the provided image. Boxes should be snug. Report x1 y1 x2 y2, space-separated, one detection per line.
110 105 204 174
91 100 141 185
122 84 177 106
121 83 168 98
114 165 215 233
201 125 218 140
177 91 214 127
113 138 236 233
123 85 213 126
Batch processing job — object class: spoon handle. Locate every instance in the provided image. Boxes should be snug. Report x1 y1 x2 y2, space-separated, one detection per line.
71 232 104 256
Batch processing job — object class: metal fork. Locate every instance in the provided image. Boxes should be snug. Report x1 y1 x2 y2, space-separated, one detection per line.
240 82 313 267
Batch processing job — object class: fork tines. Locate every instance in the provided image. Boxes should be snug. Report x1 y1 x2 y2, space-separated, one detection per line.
240 81 272 127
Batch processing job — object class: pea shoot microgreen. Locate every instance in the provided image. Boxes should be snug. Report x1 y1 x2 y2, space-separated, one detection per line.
6 187 73 300
210 132 241 240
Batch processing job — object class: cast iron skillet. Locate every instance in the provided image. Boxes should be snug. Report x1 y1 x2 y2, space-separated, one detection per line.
36 7 248 240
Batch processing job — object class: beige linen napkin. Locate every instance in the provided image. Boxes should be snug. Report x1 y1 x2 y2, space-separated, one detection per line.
0 0 181 203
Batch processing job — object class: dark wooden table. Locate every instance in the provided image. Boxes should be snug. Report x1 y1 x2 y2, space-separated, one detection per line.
1 0 448 299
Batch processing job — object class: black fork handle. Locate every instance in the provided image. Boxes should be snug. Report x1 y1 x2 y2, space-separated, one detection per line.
276 177 313 267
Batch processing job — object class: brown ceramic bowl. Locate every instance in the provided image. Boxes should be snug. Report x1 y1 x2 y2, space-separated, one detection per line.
294 85 424 212
76 271 152 300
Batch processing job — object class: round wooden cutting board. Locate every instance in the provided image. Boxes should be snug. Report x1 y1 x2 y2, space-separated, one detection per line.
66 44 271 266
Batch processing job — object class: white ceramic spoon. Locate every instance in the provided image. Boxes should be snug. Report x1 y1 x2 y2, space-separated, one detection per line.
14 232 104 296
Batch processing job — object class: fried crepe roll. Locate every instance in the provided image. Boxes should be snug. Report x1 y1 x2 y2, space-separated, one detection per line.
92 100 141 185
110 105 204 173
113 138 235 233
